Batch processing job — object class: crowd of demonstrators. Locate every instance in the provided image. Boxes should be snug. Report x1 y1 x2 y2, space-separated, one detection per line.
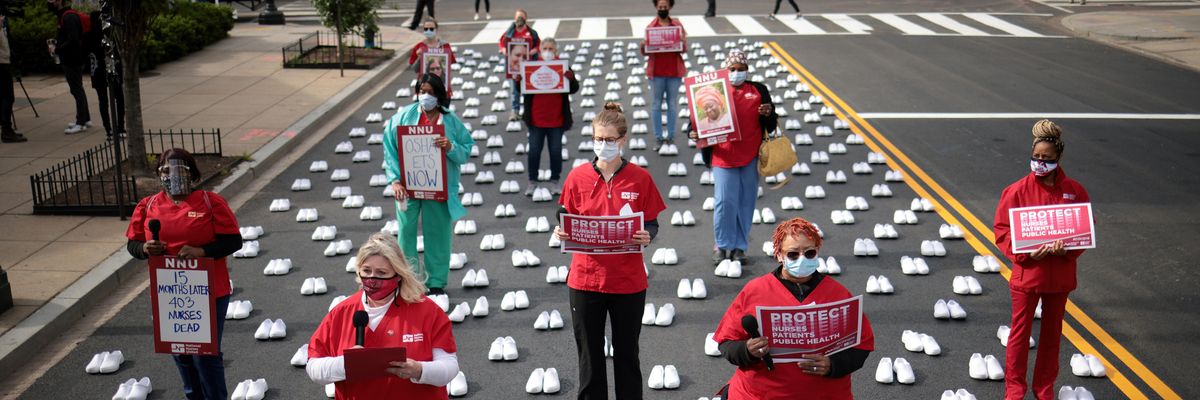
639 0 686 152
499 9 539 121
48 0 91 134
994 120 1090 400
521 37 579 197
714 218 875 399
125 149 242 400
554 102 667 400
689 49 777 267
383 73 475 297
307 233 460 398
0 14 24 143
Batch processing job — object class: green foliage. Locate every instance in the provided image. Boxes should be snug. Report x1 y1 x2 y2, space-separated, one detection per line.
312 0 385 36
6 2 58 74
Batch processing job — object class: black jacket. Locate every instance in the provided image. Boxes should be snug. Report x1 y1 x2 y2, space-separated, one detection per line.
521 55 581 130
54 7 86 66
694 80 777 168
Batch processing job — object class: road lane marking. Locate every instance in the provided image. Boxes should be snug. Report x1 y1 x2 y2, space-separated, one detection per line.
579 18 608 40
470 20 511 44
725 15 771 35
534 18 561 40
917 13 991 36
860 112 1200 120
678 15 717 36
629 16 654 37
872 14 937 35
769 41 1183 400
777 15 828 35
964 13 1044 37
823 13 873 34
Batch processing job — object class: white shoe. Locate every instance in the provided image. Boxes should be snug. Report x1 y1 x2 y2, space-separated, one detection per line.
953 276 970 295
691 279 707 299
97 350 124 374
642 303 657 325
663 365 680 389
704 332 721 356
901 256 918 275
449 371 468 397
875 357 894 383
269 319 287 339
472 296 489 317
969 353 988 380
301 278 315 295
462 269 478 287
914 257 930 275
254 319 273 340
682 211 696 225
124 377 152 400
86 352 106 374
984 354 1005 380
448 302 470 322
956 388 977 400
877 276 894 293
947 300 966 319
233 300 252 319
291 344 309 366
727 260 743 278
1085 354 1107 377
942 390 959 400
893 357 915 384
526 368 545 393
475 269 490 286
655 303 675 326
549 309 564 329
966 276 982 294
534 311 551 330
512 250 528 267
1074 387 1095 400
113 378 135 400
648 365 665 389
502 336 519 360
866 276 880 294
715 259 730 277
902 330 924 352
501 292 517 311
677 279 693 299
826 257 842 274
921 334 941 356
1070 354 1090 377
1059 386 1079 400
244 378 268 400
934 299 950 319
542 367 561 393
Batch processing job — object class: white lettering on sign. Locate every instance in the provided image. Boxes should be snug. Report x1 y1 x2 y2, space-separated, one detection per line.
164 258 199 269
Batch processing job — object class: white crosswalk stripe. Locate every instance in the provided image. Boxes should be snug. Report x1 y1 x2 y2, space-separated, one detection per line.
450 13 1060 44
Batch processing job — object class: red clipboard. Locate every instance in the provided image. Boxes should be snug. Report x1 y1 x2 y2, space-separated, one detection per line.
344 347 408 381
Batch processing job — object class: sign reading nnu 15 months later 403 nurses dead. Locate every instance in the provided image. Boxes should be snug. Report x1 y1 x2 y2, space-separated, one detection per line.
149 256 219 356
755 296 864 362
560 213 644 255
396 124 449 201
1008 202 1096 254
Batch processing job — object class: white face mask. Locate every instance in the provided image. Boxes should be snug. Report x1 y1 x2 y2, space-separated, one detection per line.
593 140 621 161
1030 158 1058 176
729 70 748 86
418 93 438 111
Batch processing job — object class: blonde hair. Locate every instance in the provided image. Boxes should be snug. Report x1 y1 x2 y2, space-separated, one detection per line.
1032 119 1064 154
355 233 427 304
593 102 628 137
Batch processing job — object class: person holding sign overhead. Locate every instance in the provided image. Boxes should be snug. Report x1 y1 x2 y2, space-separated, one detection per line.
307 233 460 399
499 9 540 121
712 217 874 399
521 37 579 197
125 148 241 400
383 73 475 296
553 102 666 399
689 49 777 267
640 0 686 151
993 120 1091 400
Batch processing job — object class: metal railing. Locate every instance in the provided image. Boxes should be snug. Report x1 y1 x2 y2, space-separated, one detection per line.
29 139 139 216
282 31 386 68
145 128 223 157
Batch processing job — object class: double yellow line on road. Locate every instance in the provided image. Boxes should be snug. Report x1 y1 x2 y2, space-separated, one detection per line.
765 41 1180 400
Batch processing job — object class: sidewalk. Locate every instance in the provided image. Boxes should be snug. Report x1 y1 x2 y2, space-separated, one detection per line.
0 21 420 343
1062 7 1200 71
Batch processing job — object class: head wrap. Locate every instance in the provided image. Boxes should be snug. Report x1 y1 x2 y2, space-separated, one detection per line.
721 49 747 69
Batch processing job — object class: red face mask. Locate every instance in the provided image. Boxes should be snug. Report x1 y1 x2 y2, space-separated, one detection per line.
360 276 400 300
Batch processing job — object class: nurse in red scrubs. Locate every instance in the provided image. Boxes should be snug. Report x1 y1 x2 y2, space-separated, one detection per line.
713 218 874 400
306 233 460 399
125 148 242 400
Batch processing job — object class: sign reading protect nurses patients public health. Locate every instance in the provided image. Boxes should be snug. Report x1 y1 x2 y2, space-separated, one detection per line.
1008 203 1096 254
645 26 684 53
521 59 569 94
560 213 644 255
755 296 863 362
396 125 449 201
149 256 218 356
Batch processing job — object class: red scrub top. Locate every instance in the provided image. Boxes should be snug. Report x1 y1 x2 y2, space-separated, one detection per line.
993 168 1090 293
714 274 875 400
309 293 458 400
711 83 765 169
559 160 667 294
125 190 240 298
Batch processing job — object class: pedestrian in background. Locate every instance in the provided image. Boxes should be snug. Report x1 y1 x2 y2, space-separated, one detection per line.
521 38 579 197
87 10 124 137
706 0 716 17
0 15 26 143
407 0 435 30
993 120 1090 400
474 0 491 20
768 0 801 20
408 18 456 97
499 9 539 121
47 0 91 135
689 49 777 266
640 0 686 152
383 73 475 296
554 102 666 400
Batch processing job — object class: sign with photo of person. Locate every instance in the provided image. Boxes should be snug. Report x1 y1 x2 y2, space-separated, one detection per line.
686 69 742 147
420 50 452 92
506 39 531 79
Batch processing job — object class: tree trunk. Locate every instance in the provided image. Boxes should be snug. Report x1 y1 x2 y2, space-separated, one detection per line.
114 1 152 176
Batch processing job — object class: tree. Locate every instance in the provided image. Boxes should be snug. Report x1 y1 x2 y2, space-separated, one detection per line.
312 0 384 75
110 0 170 176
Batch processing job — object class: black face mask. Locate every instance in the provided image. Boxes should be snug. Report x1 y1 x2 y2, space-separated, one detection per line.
515 17 526 27
657 10 670 18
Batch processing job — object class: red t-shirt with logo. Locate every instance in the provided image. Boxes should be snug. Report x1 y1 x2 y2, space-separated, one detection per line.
309 293 458 400
559 161 667 294
711 84 765 168
126 190 240 298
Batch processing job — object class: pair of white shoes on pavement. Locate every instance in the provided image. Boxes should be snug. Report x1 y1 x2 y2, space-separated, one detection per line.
968 353 1005 380
997 325 1037 348
900 256 931 275
511 249 541 267
816 257 842 275
911 197 935 211
651 248 679 265
901 330 942 356
110 377 151 400
933 299 967 319
253 319 286 340
939 223 966 239
295 208 319 222
533 310 565 330
704 333 722 356
845 196 870 210
268 198 291 212
921 240 948 257
291 178 312 191
449 253 468 270
230 378 269 400
670 210 697 226
233 241 260 258
751 208 776 224
780 196 804 210
853 238 879 256
85 350 124 374
493 204 518 218
359 206 384 220
487 336 519 361
894 209 919 225
300 277 328 295
226 300 253 319
526 368 561 394
940 389 978 400
875 357 915 384
825 170 848 183
323 240 353 257
642 303 676 326
461 269 491 288
479 234 507 250
454 220 478 235
311 226 337 241
952 276 984 295
831 210 855 225
885 169 906 182
667 185 692 200
871 183 894 197
525 216 551 232
239 226 264 240
677 279 707 299
545 265 569 283
864 276 894 294
874 223 900 239
972 255 1002 273
714 259 743 278
1059 386 1096 400
1070 353 1108 377
647 365 681 390
500 291 530 311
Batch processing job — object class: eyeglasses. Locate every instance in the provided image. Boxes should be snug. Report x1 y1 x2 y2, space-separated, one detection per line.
785 249 818 261
157 165 191 173
592 136 623 144
423 28 436 33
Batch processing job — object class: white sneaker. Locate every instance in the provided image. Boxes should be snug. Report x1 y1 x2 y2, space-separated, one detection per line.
526 368 545 393
984 354 1005 380
966 276 982 294
902 330 924 352
254 319 273 340
449 371 468 397
462 269 478 287
549 310 564 329
677 279 693 299
877 276 894 293
502 336 519 360
900 256 917 275
947 300 966 319
969 353 988 380
953 276 970 295
648 365 665 389
501 292 517 311
875 357 894 383
1085 354 1107 377
86 352 106 374
934 299 950 319
475 269 490 286
1074 387 1095 400
893 357 915 384
542 367 561 393
642 303 657 325
654 303 675 326
1059 386 1078 400
663 365 680 389
866 276 881 294
269 319 287 339
921 334 941 356
448 302 470 322
291 344 309 366
534 311 551 330
96 350 124 374
301 278 315 295
691 278 707 298
472 296 489 317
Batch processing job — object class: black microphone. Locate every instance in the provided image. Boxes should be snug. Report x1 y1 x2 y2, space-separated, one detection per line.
742 315 774 371
353 310 369 347
148 219 160 241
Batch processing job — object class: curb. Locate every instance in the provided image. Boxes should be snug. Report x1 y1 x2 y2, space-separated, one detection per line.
1062 14 1193 42
0 33 419 382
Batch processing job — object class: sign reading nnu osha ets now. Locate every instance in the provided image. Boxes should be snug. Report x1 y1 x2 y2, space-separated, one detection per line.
396 124 449 201
149 256 219 356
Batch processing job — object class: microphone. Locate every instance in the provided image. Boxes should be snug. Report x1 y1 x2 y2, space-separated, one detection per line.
742 315 774 371
353 310 369 347
148 219 160 241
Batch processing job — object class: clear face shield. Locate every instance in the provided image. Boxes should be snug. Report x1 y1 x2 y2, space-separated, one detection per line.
159 159 192 196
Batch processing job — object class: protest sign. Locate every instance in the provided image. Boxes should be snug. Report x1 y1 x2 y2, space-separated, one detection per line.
420 51 452 92
522 59 570 94
755 296 864 361
560 213 644 254
686 70 741 147
395 124 449 201
645 26 684 53
149 256 219 356
507 40 531 79
1008 203 1096 254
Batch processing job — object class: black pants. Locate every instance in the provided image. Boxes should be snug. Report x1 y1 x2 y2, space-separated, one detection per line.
706 0 717 17
570 288 645 400
527 126 564 182
774 0 799 13
475 0 490 13
62 63 90 125
0 65 14 132
409 0 435 29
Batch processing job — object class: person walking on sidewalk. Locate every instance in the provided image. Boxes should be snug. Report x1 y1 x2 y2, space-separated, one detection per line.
640 0 687 152
47 0 91 134
768 0 801 20
407 0 435 31
0 15 26 143
87 10 123 138
384 73 475 296
521 38 579 197
499 9 539 121
474 0 491 20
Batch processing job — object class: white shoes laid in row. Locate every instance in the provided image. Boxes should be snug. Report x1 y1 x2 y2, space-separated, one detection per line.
811 150 830 164
474 171 496 184
901 330 942 356
657 143 679 156
969 353 1005 380
997 325 1037 348
492 204 517 217
853 238 880 256
1070 353 1108 377
534 310 566 330
751 208 776 224
358 206 384 221
461 192 485 206
933 299 968 320
893 209 919 225
865 275 895 294
647 365 681 390
921 240 948 257
454 220 479 235
817 257 843 274
479 234 507 250
972 255 1003 273
488 336 520 361
851 161 873 174
952 276 984 295
330 169 350 181
525 368 561 394
885 169 905 182
825 170 848 183
253 319 287 340
831 210 856 225
874 223 900 239
503 160 525 173
667 185 692 200
699 170 715 185
226 300 253 320
531 187 554 202
1059 386 1097 400
670 210 697 226
940 389 978 400
872 183 894 197
714 259 743 278
828 142 848 154
641 303 676 326
911 197 936 212
667 162 688 176
805 185 827 199
525 216 552 232
268 198 291 212
790 162 811 175
900 256 931 275
230 378 269 400
291 178 312 191
239 226 264 240
651 248 679 265
545 266 569 283
677 278 708 299
867 151 887 164
351 150 371 163
511 249 541 267
875 357 915 384
780 196 804 210
85 350 124 374
461 269 491 288
295 208 319 222
311 226 338 241
300 277 328 295
111 377 152 400
323 240 354 257
500 290 531 311
233 241 260 258
939 223 966 239
845 196 870 210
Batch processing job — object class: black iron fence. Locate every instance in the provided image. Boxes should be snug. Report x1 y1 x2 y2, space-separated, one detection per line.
30 139 138 216
145 128 223 157
282 31 386 68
